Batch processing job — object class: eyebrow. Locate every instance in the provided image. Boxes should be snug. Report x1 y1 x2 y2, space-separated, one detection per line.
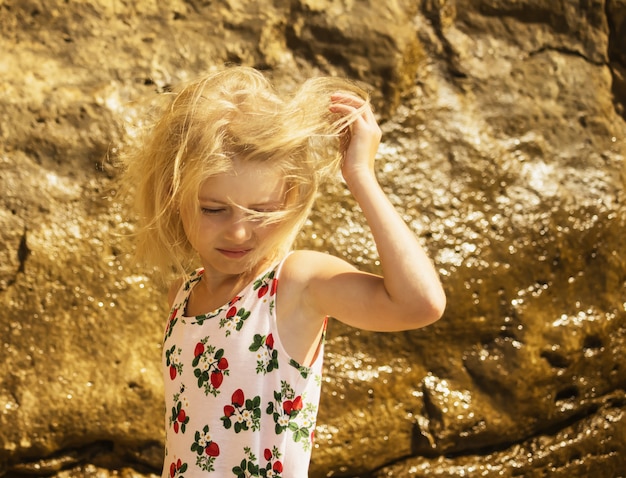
198 197 283 208
198 197 228 204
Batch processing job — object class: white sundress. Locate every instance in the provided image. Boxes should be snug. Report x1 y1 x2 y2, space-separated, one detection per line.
162 257 326 478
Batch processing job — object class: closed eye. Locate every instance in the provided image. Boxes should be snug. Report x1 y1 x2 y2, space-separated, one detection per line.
201 207 227 215
252 208 278 213
250 203 283 213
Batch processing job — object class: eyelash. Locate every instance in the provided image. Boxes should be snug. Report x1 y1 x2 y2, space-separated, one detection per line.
200 207 277 215
201 208 226 215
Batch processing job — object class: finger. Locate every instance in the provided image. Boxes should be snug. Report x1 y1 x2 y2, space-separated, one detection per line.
363 106 376 123
330 99 374 123
330 92 367 107
329 103 359 116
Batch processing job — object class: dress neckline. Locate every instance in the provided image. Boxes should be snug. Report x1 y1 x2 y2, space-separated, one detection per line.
181 259 281 320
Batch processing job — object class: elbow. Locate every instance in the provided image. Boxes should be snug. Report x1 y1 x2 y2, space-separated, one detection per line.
411 287 446 329
375 284 446 332
426 288 447 325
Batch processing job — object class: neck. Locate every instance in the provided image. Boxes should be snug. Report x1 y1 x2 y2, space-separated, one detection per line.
199 256 274 298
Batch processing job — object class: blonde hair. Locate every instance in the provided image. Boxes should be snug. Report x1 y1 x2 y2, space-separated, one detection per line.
120 65 370 279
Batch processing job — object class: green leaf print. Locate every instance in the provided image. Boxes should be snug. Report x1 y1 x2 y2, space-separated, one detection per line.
190 425 220 472
249 334 264 352
265 385 316 451
219 307 251 336
236 308 250 328
170 400 189 434
232 462 246 478
192 341 229 396
253 269 275 298
244 446 257 463
165 345 183 380
248 461 259 474
232 448 260 478
164 314 178 341
289 358 310 378
221 389 261 432
167 458 188 478
293 427 309 442
192 309 222 326
250 334 279 374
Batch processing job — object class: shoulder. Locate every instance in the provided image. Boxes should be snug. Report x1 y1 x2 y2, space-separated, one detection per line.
282 250 356 284
278 250 358 318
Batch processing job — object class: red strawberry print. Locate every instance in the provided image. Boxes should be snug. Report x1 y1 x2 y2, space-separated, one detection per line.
283 395 302 415
232 388 245 407
173 421 179 433
217 357 229 370
258 284 269 298
229 295 241 306
270 278 278 296
169 458 184 477
194 342 204 357
265 333 274 349
273 461 283 473
205 441 220 457
169 366 177 380
177 409 186 422
264 448 272 461
210 370 224 389
226 306 237 318
223 405 235 417
292 395 303 411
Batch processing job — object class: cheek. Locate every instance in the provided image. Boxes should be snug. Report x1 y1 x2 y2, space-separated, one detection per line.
256 220 284 239
182 214 215 244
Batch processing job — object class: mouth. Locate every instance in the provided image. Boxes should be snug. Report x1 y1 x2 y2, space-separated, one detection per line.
217 248 252 259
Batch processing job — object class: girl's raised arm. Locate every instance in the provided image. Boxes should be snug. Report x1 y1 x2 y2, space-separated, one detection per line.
290 93 446 332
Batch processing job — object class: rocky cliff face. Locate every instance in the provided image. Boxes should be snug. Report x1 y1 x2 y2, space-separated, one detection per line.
1 0 625 477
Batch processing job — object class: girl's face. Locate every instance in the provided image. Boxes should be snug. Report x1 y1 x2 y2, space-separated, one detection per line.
181 159 287 278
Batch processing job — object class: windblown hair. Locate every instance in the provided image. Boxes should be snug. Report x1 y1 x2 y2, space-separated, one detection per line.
120 65 370 279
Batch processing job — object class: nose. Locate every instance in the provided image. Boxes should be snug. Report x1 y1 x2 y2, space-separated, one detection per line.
225 214 253 243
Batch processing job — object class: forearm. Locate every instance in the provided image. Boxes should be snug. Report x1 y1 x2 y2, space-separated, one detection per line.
345 172 446 322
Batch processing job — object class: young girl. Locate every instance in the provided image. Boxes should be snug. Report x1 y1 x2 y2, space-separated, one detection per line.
121 66 445 477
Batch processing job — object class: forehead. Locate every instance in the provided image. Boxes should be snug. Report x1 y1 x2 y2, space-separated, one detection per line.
198 160 286 205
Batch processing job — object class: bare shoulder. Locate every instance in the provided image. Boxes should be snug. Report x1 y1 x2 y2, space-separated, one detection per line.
279 250 361 320
282 250 357 284
167 277 184 308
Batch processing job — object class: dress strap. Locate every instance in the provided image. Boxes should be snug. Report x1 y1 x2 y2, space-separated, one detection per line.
172 269 204 311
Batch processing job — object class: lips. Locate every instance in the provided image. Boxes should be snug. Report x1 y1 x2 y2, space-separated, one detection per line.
217 248 252 259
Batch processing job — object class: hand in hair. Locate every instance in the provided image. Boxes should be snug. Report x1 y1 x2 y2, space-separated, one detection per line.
329 92 382 187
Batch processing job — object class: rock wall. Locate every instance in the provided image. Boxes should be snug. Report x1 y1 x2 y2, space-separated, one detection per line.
1 0 625 477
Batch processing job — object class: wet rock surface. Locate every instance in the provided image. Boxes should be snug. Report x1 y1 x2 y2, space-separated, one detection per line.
1 0 625 477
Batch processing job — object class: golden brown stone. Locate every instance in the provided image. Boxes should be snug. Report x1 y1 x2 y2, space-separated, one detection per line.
1 1 625 477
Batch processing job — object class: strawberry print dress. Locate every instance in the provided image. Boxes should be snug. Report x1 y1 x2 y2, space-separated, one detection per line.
162 257 325 478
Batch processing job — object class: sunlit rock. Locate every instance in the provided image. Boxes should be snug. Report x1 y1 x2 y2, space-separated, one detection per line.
1 0 625 477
